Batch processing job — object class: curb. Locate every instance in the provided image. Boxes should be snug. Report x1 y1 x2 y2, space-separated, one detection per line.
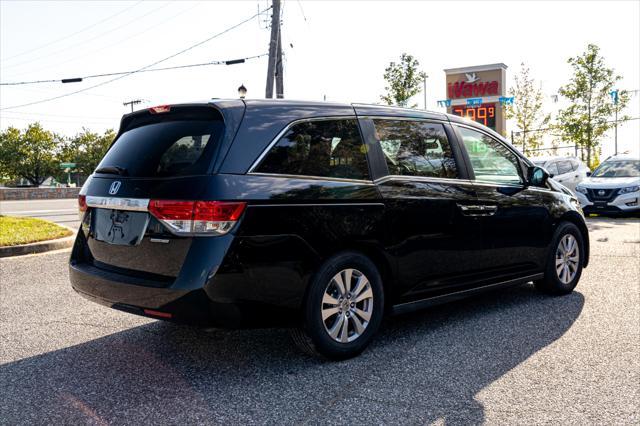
0 226 76 258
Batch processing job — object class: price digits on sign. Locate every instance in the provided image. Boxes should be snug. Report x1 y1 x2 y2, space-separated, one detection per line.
452 105 495 127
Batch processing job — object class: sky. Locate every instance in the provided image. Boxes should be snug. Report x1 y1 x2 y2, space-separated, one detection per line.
1 0 639 157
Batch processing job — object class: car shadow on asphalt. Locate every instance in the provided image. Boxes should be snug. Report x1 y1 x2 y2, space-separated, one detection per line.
0 284 584 425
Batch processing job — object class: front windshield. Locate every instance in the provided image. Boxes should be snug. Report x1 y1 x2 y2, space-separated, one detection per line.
591 160 640 178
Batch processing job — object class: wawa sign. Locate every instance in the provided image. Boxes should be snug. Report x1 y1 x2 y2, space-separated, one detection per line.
443 63 508 134
447 75 499 99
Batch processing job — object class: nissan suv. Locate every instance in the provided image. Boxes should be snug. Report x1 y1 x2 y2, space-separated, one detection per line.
70 100 590 359
575 155 640 216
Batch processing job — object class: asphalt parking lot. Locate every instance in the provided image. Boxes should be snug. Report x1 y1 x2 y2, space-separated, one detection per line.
0 217 638 424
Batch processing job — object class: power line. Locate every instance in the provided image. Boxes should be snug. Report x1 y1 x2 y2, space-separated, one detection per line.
18 1 202 79
0 0 144 63
1 2 173 72
1 53 268 86
0 7 271 111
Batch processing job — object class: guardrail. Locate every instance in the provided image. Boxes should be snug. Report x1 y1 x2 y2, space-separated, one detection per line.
0 187 80 201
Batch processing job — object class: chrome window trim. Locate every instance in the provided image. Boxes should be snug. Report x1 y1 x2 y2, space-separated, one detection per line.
358 115 450 123
249 202 385 208
374 175 474 186
247 116 359 173
85 196 150 212
248 172 374 185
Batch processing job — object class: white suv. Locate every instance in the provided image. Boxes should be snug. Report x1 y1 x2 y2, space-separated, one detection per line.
531 156 590 193
575 155 640 215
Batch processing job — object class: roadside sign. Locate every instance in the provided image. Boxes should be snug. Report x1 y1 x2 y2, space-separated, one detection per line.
59 162 76 169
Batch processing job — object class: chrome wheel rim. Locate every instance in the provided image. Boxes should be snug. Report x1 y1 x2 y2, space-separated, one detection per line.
555 234 580 284
321 268 374 343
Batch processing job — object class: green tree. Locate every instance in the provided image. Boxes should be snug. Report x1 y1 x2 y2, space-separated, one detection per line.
381 53 427 108
0 123 63 186
63 128 115 176
506 63 551 154
557 44 629 168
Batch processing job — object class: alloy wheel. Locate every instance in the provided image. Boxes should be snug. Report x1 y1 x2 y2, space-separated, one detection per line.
321 268 374 343
555 234 580 284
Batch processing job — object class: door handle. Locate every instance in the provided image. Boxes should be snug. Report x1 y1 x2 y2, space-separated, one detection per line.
457 204 498 217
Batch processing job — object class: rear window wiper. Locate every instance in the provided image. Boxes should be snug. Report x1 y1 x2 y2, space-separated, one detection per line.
95 165 127 175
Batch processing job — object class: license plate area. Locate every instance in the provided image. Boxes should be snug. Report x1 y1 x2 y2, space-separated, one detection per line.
91 208 150 246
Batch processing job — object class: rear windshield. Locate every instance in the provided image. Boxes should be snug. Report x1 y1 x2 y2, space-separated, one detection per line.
96 120 224 177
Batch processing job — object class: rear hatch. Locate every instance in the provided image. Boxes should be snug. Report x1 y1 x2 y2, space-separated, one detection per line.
77 104 240 282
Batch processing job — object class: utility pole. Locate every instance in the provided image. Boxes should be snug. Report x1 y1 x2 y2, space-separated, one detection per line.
123 99 142 112
265 0 282 98
275 27 284 99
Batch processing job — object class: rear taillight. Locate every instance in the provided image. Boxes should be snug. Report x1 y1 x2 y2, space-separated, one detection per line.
148 200 246 235
78 194 87 220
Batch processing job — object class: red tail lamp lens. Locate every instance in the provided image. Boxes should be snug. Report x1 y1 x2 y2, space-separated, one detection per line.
148 200 247 235
148 200 194 220
194 201 246 221
78 194 87 212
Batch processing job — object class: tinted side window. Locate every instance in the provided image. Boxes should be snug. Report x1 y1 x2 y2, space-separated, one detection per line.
255 119 369 180
372 120 457 178
570 160 580 171
457 126 522 185
557 160 573 175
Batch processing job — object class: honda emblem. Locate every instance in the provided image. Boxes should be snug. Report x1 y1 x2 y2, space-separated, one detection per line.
109 181 121 195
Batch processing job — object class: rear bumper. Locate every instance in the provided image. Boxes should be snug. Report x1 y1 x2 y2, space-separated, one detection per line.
70 261 294 327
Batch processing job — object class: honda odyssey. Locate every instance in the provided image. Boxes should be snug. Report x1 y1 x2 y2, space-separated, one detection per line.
70 100 590 359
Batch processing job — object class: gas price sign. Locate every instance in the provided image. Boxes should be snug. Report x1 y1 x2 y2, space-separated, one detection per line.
452 103 496 130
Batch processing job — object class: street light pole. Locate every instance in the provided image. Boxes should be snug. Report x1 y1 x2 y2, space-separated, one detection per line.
423 76 427 110
611 89 619 155
614 107 618 155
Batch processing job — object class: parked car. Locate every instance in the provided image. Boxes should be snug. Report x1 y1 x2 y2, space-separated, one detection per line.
531 156 590 193
70 100 590 359
575 154 640 216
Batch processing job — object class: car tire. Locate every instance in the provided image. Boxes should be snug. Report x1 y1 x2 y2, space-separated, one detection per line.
534 222 584 295
290 251 385 360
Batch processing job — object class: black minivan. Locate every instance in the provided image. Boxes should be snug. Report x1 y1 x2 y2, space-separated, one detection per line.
70 99 589 359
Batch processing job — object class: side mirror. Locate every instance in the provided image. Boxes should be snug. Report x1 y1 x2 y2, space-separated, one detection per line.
586 171 592 177
527 166 550 187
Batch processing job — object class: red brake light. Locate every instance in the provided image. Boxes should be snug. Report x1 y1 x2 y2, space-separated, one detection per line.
78 194 87 220
149 105 171 114
148 200 246 235
148 200 194 220
194 201 246 221
78 194 87 212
